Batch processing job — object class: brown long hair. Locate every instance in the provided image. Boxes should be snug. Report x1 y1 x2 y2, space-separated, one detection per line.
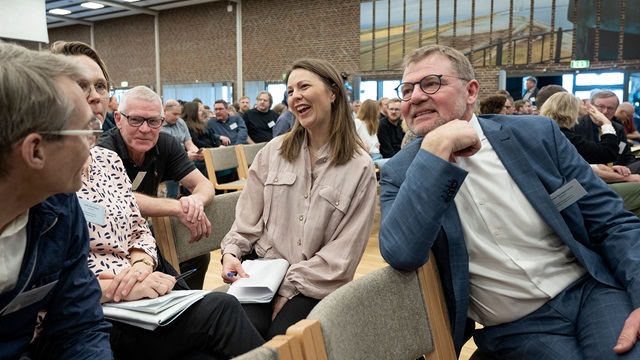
280 58 364 166
182 102 206 135
357 99 379 136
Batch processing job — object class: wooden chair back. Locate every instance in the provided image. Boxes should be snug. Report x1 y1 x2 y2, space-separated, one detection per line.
232 334 303 360
235 142 267 179
203 146 246 192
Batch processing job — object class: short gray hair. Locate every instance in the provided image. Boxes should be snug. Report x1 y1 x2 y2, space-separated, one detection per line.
403 45 476 82
591 90 619 107
0 42 88 178
119 86 163 116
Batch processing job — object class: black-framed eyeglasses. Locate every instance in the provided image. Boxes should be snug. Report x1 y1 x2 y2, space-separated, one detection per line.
395 74 469 101
120 112 164 129
77 79 111 99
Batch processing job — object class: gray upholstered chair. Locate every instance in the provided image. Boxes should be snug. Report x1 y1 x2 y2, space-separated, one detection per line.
302 257 456 360
232 346 280 360
203 146 247 192
235 142 267 179
150 191 241 273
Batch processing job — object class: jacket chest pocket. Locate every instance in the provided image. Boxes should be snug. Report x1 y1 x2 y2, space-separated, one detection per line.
318 186 351 234
263 172 297 225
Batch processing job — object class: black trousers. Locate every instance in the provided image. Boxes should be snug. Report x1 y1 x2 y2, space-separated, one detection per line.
179 253 211 290
109 292 264 360
241 294 320 341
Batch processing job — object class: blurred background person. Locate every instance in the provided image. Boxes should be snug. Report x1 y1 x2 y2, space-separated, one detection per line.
355 99 382 161
479 95 508 115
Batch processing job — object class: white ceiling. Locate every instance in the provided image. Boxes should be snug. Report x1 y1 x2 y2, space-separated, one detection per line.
46 0 225 28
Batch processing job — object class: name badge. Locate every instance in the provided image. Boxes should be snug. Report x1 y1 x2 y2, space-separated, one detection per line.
268 121 276 128
79 198 107 226
550 179 587 212
131 171 147 191
619 141 627 155
229 123 238 130
1 280 58 316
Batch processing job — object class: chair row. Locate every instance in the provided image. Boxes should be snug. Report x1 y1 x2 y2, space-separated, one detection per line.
202 142 267 192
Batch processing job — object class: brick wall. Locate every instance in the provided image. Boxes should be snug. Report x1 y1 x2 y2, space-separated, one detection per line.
43 0 360 100
26 0 640 102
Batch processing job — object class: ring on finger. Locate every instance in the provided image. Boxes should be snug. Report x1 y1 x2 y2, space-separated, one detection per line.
155 281 162 292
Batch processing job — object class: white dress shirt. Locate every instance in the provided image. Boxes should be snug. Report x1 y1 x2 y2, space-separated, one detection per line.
453 116 586 326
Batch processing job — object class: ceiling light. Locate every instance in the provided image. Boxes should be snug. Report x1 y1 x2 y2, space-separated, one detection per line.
227 2 233 12
81 2 104 9
123 0 140 2
49 8 72 15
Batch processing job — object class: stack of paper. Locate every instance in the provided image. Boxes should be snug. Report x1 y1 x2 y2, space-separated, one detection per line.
227 258 290 303
102 290 208 330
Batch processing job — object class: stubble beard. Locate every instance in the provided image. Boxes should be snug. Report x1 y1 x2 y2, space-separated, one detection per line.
408 97 468 136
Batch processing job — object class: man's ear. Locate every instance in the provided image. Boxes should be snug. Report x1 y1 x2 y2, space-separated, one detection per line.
466 79 480 105
115 111 122 129
20 133 47 170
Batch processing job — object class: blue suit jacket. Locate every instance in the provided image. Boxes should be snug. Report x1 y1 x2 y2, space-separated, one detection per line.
379 114 640 354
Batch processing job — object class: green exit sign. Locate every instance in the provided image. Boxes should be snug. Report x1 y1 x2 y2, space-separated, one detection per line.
570 60 590 69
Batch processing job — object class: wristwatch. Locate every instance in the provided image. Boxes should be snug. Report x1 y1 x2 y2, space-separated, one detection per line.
132 258 155 269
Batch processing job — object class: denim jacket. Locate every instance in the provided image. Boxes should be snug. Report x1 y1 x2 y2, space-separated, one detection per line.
0 193 112 360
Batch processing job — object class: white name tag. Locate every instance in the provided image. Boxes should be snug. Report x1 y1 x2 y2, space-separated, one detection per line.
79 198 107 226
1 280 58 316
550 179 587 212
619 141 627 155
268 121 276 128
229 123 238 130
131 171 147 191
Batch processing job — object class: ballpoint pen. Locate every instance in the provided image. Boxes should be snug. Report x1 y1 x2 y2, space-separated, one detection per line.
175 268 197 281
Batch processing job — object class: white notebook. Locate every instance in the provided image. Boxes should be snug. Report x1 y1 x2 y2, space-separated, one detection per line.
227 258 290 303
102 290 208 330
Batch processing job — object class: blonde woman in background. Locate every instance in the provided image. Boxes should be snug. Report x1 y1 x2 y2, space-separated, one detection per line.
355 99 383 161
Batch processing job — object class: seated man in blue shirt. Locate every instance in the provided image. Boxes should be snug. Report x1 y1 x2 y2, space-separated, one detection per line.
0 42 112 359
208 99 248 145
379 44 640 359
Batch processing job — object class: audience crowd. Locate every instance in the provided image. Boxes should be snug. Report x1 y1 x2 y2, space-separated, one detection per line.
3 37 640 360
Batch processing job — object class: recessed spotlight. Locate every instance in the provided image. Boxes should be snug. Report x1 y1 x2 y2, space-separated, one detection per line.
49 8 72 15
81 2 104 9
123 0 140 2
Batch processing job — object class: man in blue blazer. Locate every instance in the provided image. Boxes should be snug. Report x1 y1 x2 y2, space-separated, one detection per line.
379 45 640 359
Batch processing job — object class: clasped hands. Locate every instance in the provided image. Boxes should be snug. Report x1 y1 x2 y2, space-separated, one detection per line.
177 195 211 243
101 264 176 302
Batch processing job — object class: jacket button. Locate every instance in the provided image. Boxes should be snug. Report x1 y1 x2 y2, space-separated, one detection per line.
299 215 304 221
274 178 278 183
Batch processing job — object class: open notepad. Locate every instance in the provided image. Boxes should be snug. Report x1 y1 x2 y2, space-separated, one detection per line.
227 258 290 303
102 290 208 330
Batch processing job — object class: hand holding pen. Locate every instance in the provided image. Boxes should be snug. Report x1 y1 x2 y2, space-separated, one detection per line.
221 253 249 284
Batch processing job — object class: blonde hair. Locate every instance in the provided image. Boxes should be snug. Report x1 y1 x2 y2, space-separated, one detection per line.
357 99 379 135
540 92 580 129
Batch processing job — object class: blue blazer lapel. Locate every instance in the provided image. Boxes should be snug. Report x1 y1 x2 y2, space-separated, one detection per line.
479 118 573 240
